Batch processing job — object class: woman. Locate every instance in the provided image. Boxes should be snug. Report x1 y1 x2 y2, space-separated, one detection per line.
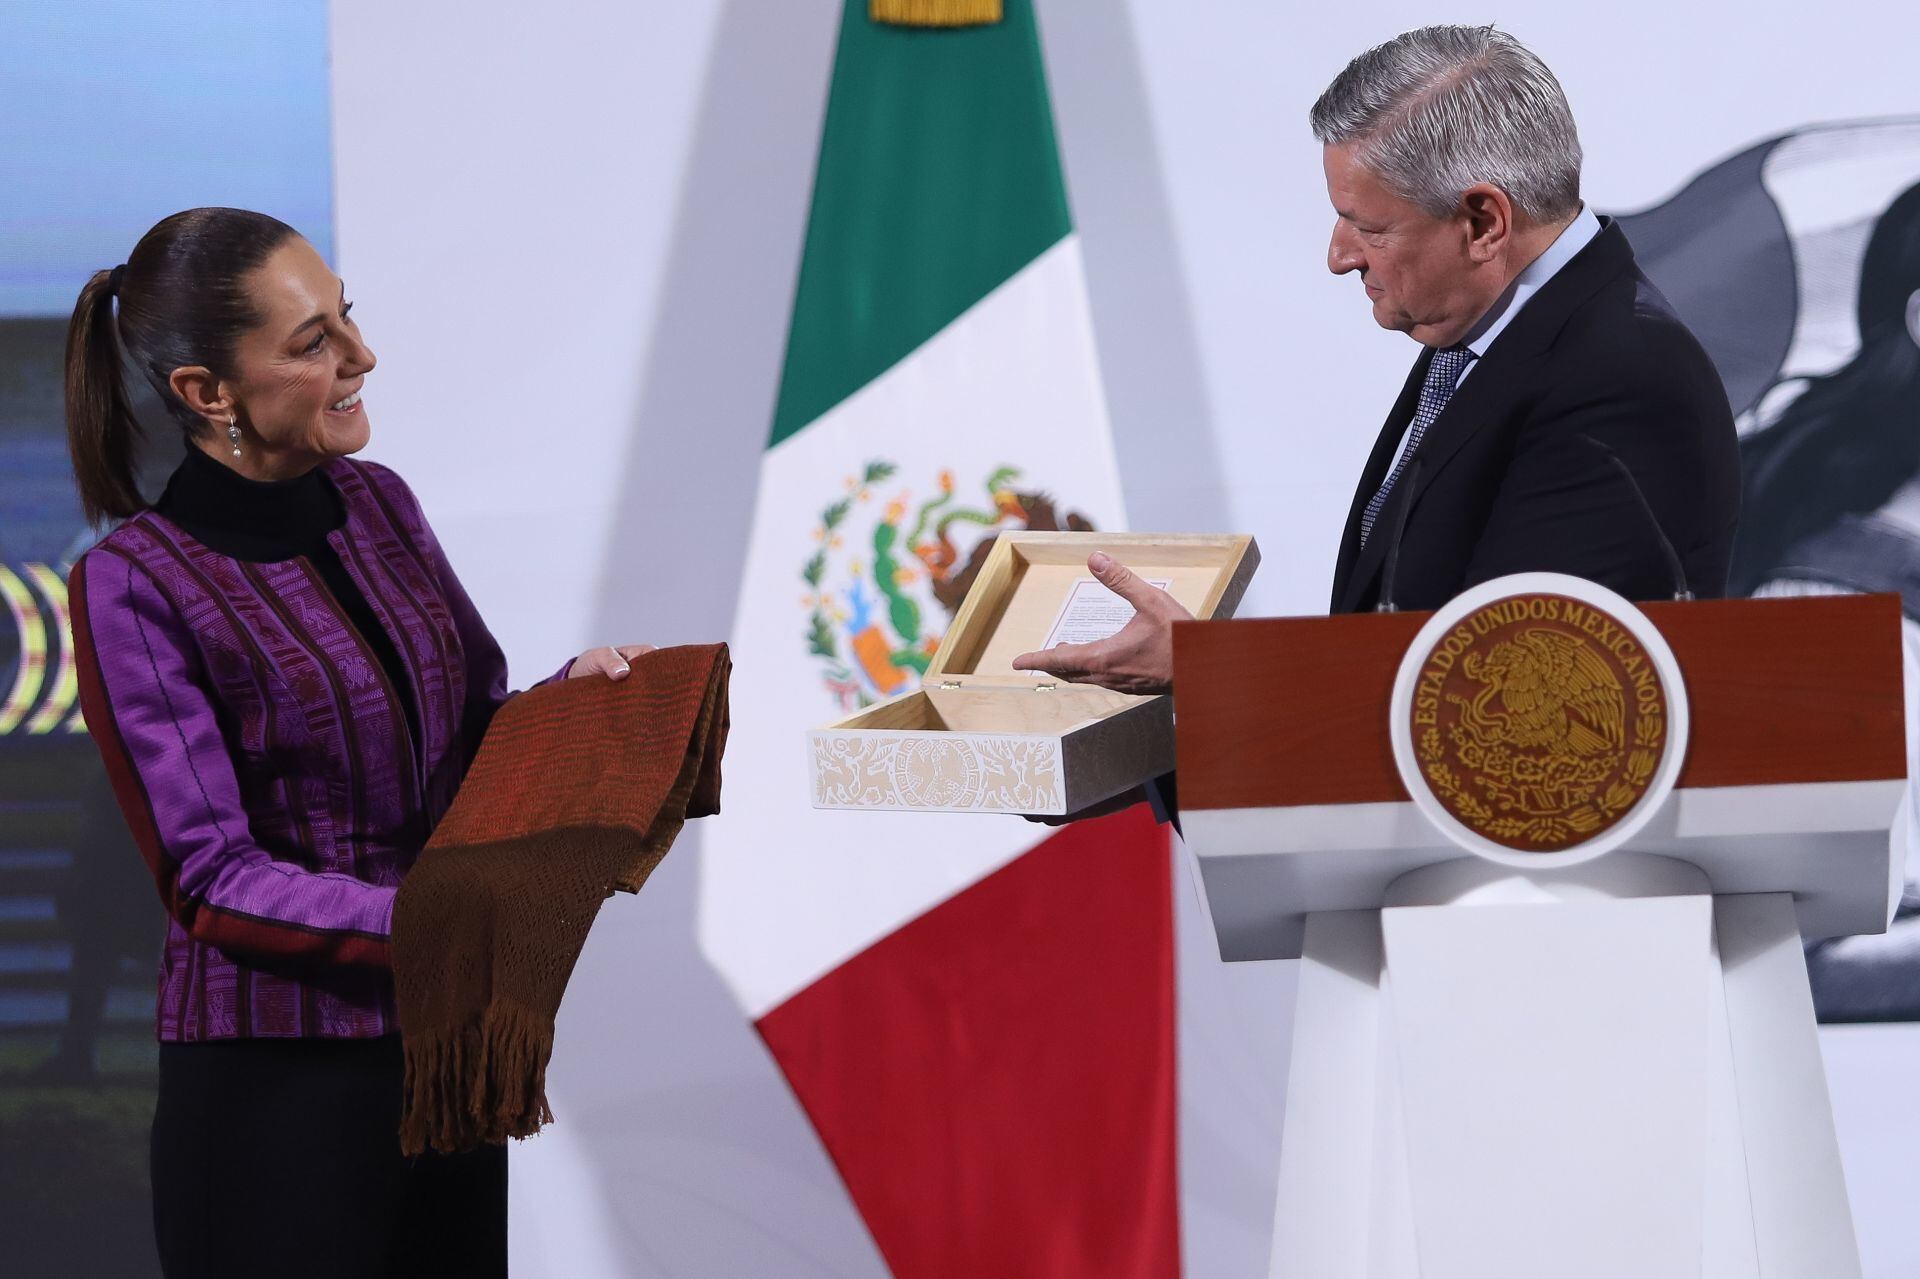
64 207 647 1277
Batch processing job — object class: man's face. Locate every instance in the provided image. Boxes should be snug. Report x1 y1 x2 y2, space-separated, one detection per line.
1323 143 1489 348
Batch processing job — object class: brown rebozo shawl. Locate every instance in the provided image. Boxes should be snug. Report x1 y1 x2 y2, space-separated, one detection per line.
393 643 730 1155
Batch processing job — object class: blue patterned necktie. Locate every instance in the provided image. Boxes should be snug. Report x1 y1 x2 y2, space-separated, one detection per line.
1358 344 1473 548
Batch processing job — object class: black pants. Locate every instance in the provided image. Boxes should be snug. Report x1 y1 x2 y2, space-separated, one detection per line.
151 1035 506 1279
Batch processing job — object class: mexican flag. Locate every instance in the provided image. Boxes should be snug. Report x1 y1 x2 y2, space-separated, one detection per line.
699 1 1179 1274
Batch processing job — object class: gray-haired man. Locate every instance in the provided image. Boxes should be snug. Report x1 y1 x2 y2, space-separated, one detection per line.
1015 24 1739 699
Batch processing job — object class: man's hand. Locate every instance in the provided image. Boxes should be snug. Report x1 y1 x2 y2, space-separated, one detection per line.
1010 552 1191 695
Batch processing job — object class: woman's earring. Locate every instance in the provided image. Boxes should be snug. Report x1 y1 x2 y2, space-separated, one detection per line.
227 413 242 460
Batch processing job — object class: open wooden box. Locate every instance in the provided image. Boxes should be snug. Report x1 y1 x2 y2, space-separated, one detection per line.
808 532 1259 815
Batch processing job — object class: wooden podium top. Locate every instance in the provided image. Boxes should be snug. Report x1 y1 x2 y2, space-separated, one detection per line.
1172 594 1906 813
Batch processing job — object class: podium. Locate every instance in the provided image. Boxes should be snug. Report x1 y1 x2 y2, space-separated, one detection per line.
1172 574 1908 1279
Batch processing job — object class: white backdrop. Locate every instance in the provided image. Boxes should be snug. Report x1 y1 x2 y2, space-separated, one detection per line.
330 2 1920 1274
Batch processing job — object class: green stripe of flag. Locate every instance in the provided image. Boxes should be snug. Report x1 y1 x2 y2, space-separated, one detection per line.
768 0 1072 449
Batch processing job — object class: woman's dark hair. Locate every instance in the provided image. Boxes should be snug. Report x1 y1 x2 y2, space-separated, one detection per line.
65 207 299 523
1731 181 1920 593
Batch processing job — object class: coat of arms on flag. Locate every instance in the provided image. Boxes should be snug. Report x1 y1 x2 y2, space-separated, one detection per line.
803 460 1093 710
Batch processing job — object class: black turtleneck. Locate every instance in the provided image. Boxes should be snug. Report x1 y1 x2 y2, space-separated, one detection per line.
154 446 420 750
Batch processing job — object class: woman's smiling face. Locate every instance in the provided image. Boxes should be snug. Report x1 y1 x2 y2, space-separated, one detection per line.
193 235 378 476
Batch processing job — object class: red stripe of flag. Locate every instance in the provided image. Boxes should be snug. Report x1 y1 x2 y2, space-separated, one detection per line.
758 804 1179 1277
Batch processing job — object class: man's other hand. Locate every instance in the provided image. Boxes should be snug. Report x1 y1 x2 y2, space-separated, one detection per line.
1010 552 1191 695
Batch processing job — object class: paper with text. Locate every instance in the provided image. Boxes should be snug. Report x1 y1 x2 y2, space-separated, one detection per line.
1034 576 1174 665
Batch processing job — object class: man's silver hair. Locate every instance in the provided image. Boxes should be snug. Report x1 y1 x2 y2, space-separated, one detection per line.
1310 25 1582 222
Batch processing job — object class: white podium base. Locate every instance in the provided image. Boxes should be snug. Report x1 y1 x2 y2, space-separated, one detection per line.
1269 855 1861 1279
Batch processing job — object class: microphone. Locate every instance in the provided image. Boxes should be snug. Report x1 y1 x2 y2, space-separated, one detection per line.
1375 455 1424 614
1580 434 1693 601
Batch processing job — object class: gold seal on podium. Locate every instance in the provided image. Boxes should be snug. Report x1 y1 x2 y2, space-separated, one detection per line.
1407 591 1671 854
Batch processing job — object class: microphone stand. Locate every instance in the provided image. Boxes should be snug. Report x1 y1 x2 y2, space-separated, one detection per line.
1581 435 1694 601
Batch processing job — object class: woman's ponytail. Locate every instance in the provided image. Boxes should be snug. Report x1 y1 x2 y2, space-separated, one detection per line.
62 207 299 527
64 267 145 525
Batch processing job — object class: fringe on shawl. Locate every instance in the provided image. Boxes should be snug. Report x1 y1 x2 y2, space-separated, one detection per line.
400 998 556 1156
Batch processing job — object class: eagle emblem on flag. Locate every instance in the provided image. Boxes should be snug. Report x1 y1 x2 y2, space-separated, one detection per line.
801 461 1094 710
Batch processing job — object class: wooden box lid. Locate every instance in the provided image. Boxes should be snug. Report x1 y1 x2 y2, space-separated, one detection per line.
925 531 1261 688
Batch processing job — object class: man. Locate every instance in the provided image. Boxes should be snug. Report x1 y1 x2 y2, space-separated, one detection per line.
1013 24 1740 695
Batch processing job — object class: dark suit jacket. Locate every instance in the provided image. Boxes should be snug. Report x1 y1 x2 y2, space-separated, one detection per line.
1148 220 1740 829
1329 218 1741 614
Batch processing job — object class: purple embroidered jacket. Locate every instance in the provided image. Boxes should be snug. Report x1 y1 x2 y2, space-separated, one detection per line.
71 458 554 1041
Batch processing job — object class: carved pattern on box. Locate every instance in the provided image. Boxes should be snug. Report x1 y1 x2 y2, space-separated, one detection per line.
811 733 1062 811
